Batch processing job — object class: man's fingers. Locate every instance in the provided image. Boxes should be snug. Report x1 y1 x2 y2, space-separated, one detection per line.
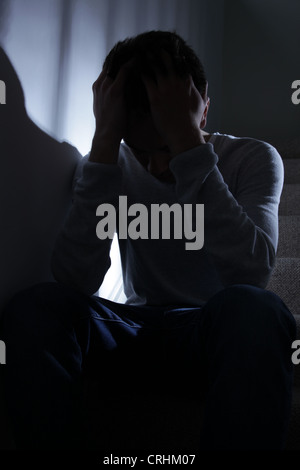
159 49 174 74
141 72 156 98
143 51 168 80
149 49 175 78
113 58 136 86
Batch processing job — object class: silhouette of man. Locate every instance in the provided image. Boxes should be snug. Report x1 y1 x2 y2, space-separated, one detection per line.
2 31 296 451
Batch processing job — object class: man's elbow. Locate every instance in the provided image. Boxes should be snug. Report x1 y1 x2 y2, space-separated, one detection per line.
223 251 276 290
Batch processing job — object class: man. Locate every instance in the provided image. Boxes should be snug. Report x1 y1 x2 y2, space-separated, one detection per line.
2 31 296 450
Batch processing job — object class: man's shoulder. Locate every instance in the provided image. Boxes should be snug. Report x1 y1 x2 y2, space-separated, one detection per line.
211 132 282 168
211 132 276 152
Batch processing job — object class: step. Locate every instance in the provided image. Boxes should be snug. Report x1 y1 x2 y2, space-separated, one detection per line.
277 216 300 257
279 184 300 215
283 159 300 184
267 257 300 315
286 387 300 450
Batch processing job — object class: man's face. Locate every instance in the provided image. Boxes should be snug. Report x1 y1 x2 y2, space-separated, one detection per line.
123 96 209 156
124 110 168 154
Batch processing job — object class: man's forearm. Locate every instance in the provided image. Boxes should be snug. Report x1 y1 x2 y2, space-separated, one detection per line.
51 156 122 295
88 133 120 164
169 127 206 158
170 142 282 288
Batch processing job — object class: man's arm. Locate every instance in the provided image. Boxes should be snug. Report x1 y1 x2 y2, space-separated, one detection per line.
143 52 282 288
51 62 133 295
141 50 207 157
169 140 283 288
51 157 122 295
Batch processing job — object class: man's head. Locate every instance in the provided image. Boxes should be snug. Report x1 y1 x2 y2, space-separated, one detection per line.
102 30 209 154
103 30 208 114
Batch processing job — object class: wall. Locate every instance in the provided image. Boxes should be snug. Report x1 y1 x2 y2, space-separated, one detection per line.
2 1 299 151
220 0 300 148
0 0 224 155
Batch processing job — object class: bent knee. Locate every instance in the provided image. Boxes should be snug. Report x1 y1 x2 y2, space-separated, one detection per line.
212 284 287 312
2 282 87 338
3 282 64 316
206 284 296 336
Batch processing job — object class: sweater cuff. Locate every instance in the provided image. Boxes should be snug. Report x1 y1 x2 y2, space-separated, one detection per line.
75 160 122 198
169 143 218 185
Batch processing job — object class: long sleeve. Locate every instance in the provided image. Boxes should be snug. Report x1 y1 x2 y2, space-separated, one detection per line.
51 156 122 295
169 139 284 288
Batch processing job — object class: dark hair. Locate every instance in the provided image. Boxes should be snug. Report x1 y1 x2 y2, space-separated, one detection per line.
103 30 207 113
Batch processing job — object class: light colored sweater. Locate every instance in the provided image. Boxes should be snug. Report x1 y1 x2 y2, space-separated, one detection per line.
51 133 284 307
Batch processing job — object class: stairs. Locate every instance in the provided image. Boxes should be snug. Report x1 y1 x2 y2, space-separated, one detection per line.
268 156 300 450
267 158 300 316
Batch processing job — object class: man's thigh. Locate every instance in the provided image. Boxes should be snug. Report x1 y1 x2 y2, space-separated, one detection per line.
83 298 207 399
81 296 167 397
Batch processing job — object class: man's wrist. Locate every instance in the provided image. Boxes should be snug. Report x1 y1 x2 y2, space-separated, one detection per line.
89 132 121 164
169 128 206 156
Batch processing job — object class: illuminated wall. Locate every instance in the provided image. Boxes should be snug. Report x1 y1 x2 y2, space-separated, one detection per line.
0 0 224 155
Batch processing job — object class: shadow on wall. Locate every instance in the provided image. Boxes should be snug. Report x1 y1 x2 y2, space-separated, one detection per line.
0 47 81 320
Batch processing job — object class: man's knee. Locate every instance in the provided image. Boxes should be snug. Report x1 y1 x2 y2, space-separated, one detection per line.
204 284 296 340
2 282 87 341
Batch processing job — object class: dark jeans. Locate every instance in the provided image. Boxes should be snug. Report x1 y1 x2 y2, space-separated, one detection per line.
1 282 296 450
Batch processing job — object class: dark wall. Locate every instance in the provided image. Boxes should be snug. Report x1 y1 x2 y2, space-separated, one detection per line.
219 0 300 148
191 0 225 133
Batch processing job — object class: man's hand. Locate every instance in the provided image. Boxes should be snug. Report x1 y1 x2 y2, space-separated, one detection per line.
89 60 133 164
142 51 207 156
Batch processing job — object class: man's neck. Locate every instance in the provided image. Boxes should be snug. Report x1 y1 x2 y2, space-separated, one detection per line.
202 130 210 141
